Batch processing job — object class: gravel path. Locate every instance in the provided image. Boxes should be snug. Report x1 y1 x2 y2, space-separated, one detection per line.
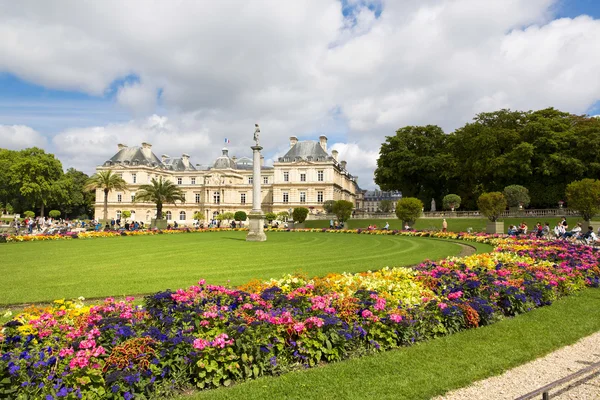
435 331 600 400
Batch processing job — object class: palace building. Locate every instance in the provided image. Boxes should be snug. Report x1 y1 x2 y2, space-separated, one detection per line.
93 136 359 224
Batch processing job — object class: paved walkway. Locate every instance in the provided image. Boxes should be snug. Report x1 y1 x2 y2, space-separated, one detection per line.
435 331 600 399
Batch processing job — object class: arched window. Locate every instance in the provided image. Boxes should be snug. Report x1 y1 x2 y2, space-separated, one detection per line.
166 211 172 220
116 210 121 220
179 211 186 221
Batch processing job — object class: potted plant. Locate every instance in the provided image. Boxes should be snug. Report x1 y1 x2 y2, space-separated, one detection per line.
477 192 507 234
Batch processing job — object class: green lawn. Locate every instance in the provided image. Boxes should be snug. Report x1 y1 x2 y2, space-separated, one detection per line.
183 288 600 400
0 231 467 305
305 216 589 232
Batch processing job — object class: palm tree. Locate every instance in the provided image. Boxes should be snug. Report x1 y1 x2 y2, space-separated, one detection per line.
84 170 128 221
134 177 186 219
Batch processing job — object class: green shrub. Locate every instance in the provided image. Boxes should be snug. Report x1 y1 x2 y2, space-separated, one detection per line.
503 185 530 208
323 200 335 214
48 210 61 218
193 211 205 221
234 211 247 222
477 192 507 222
292 207 309 223
121 210 132 220
565 178 600 221
265 212 277 222
395 198 423 226
442 194 461 211
23 211 35 218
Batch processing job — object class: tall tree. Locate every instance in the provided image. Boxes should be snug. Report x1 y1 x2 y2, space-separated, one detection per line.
134 177 185 220
84 170 128 221
10 147 63 217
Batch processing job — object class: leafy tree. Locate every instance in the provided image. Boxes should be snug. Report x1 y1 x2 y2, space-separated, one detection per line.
442 194 461 211
277 211 289 220
503 185 530 208
121 210 131 221
378 199 394 213
234 211 247 222
216 214 226 221
395 197 423 226
84 170 128 221
23 211 35 218
323 200 335 214
10 148 63 217
133 177 185 220
332 200 353 223
292 207 309 223
565 179 600 221
193 211 205 221
48 210 61 218
5 203 14 215
477 192 507 222
265 212 277 222
223 212 235 221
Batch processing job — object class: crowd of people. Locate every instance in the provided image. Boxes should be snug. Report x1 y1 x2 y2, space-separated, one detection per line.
507 217 599 244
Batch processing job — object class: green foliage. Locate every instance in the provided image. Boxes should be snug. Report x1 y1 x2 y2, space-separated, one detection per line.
378 199 394 213
503 185 530 208
477 192 507 222
193 211 205 221
442 194 461 210
223 212 235 220
85 170 128 221
265 212 277 222
565 178 600 221
134 177 185 220
216 214 226 221
395 197 423 226
5 203 14 215
332 200 354 223
323 200 335 214
234 211 247 222
121 210 131 220
48 210 61 218
23 211 35 218
292 207 309 223
376 108 600 209
276 211 289 220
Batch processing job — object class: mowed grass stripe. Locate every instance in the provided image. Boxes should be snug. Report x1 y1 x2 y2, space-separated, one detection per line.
0 232 464 305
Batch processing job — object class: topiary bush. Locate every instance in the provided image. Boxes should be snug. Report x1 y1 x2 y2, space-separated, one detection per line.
332 200 354 223
565 178 600 221
292 207 309 223
23 211 35 218
395 197 423 227
442 194 461 211
234 211 247 222
48 210 61 218
503 185 530 208
477 192 507 222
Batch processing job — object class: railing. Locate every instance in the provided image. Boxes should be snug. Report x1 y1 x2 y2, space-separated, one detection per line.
306 209 580 220
515 360 600 400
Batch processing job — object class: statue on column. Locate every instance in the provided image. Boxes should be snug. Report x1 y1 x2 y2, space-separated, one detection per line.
253 124 260 146
431 198 436 212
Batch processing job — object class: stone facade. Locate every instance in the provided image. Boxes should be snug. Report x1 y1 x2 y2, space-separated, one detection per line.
363 190 403 213
93 136 359 224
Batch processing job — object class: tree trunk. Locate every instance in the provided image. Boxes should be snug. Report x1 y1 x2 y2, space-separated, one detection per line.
40 203 45 218
156 202 162 219
103 189 109 221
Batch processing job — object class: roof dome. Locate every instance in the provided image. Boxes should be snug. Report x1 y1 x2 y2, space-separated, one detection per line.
213 148 236 169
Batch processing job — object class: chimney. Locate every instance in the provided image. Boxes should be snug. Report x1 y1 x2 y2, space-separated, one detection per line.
260 155 264 167
117 143 127 150
319 135 327 152
332 149 339 161
161 154 169 163
232 156 237 162
289 136 298 148
341 160 347 170
182 153 190 168
141 142 152 158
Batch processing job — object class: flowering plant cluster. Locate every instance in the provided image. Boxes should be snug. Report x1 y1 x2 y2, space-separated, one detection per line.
2 235 600 398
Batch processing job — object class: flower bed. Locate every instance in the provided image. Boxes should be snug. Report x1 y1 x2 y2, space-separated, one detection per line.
1 234 600 399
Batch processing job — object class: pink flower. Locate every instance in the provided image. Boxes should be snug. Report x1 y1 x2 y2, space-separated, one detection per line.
293 322 305 333
59 347 74 357
79 339 96 349
447 291 463 300
361 310 373 318
374 297 386 311
438 302 448 310
126 296 135 302
193 338 209 350
389 314 403 323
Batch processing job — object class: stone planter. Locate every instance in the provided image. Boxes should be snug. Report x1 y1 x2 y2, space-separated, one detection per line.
486 221 504 234
151 219 168 230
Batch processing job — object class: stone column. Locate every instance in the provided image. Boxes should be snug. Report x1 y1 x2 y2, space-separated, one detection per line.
246 145 267 241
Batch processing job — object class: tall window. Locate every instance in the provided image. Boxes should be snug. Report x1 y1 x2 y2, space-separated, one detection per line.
179 211 186 221
300 173 306 182
195 193 201 203
300 191 306 203
132 173 137 183
317 191 323 203
177 177 183 185
191 177 196 185
283 172 289 182
166 211 172 220
241 193 246 204
117 194 122 202
317 170 324 182
116 210 121 220
213 191 220 204
283 192 289 204
131 194 135 202
248 177 253 184
263 176 268 184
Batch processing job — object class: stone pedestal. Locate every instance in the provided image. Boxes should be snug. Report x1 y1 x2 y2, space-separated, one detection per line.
246 212 267 241
486 221 504 234
151 218 168 230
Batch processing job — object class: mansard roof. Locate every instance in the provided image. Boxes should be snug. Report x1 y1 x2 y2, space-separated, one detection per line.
280 141 329 162
106 146 162 167
162 157 197 171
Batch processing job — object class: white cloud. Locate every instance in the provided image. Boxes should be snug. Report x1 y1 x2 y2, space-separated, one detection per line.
1 0 600 188
0 125 47 150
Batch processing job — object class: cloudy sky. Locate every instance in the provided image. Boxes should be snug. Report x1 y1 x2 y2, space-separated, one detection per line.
1 0 600 189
